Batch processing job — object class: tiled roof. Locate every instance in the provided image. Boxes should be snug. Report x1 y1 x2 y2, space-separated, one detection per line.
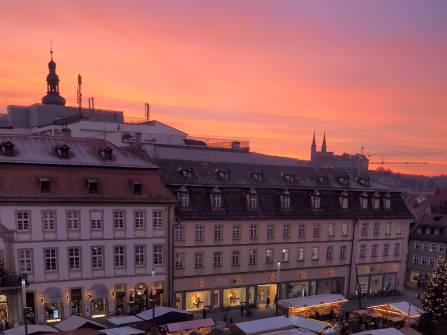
0 135 157 169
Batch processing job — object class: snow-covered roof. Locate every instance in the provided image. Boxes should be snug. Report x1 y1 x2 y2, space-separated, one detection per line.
262 329 316 335
55 315 106 331
107 315 142 326
100 327 145 335
288 316 331 333
368 301 425 318
4 324 58 335
136 306 193 320
354 329 404 335
166 318 215 332
233 316 295 335
278 294 347 309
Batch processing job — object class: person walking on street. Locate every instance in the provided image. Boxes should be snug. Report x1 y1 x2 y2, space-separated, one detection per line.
266 297 271 309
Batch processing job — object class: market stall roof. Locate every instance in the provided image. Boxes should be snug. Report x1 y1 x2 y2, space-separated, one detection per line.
55 315 106 331
107 316 142 326
4 325 58 335
278 294 348 309
354 328 404 335
137 306 193 321
262 329 316 335
288 316 332 333
165 318 215 333
50 329 100 335
100 327 145 335
368 301 425 318
232 316 295 335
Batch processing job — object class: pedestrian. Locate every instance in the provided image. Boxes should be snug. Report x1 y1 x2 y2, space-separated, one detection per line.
223 313 228 323
202 307 207 319
229 316 234 324
240 304 244 316
266 297 271 309
329 309 334 321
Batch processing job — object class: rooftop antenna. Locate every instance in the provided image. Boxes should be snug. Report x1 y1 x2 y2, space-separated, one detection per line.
77 74 82 114
88 97 95 111
50 40 53 60
145 102 150 121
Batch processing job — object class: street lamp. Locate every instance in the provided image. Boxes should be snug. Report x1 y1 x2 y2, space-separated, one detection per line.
150 268 156 328
276 261 281 316
21 276 28 335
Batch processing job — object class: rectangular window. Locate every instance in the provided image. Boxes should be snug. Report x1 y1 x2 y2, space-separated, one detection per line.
394 243 400 256
423 242 429 252
250 224 258 240
396 222 403 234
134 210 145 230
430 243 437 252
429 258 436 266
439 244 446 253
267 224 275 239
42 210 56 232
19 250 32 273
298 224 305 238
265 249 273 264
249 249 257 264
232 225 241 240
248 194 258 209
360 244 367 258
326 246 333 260
313 224 320 237
17 211 30 231
175 224 184 241
361 223 368 236
153 210 163 229
373 222 380 236
153 245 163 265
195 225 204 241
340 245 347 259
91 247 104 269
283 224 290 238
383 243 389 257
194 252 203 268
68 247 81 270
421 257 428 265
213 251 222 267
342 222 349 236
414 241 421 250
175 253 184 269
66 211 80 231
385 222 392 235
44 248 57 272
214 225 223 240
413 255 419 264
114 246 125 268
135 245 145 267
372 244 378 257
297 247 304 261
281 248 289 262
311 247 319 260
113 210 125 230
328 223 335 237
232 250 240 266
90 211 102 230
211 193 222 208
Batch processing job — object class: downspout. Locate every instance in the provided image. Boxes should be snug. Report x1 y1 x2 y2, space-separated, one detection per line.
347 218 358 297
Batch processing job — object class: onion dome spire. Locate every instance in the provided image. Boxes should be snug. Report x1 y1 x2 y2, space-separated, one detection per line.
41 47 66 105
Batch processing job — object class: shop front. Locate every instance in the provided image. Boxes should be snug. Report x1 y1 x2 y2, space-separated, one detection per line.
257 284 277 309
357 273 398 295
223 287 245 307
89 283 108 318
42 287 63 323
185 290 210 311
0 294 8 329
70 288 82 316
317 278 344 295
114 284 126 315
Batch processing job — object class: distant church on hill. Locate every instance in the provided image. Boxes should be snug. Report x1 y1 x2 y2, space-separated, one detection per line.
310 132 369 175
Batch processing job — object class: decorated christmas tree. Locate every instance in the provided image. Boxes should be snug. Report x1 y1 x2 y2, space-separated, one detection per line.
423 257 447 319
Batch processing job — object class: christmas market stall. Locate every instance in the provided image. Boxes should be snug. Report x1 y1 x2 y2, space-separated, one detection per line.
229 316 295 335
278 294 347 318
162 318 215 335
367 301 425 320
288 316 334 334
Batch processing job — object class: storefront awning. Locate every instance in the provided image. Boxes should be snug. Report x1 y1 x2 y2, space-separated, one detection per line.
55 315 106 331
278 294 347 310
42 287 63 304
90 283 108 300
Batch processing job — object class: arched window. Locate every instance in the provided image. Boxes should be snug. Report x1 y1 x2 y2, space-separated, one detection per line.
280 189 291 209
310 190 321 209
372 192 380 209
210 187 222 208
339 190 349 209
360 192 369 209
247 188 258 209
383 193 391 210
177 186 190 208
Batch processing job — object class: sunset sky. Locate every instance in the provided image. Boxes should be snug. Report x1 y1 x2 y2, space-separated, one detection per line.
0 0 446 175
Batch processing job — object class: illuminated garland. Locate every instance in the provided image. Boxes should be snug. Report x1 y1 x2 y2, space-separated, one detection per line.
422 256 447 319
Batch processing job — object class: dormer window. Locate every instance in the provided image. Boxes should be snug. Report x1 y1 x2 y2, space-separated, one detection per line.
310 190 321 209
215 169 230 180
281 173 295 183
435 228 440 236
280 189 291 209
251 172 263 182
357 177 370 187
87 178 99 193
316 175 328 185
39 177 50 193
247 188 258 209
55 144 70 159
372 192 380 210
360 192 368 209
178 187 190 208
99 147 113 160
425 227 431 235
1 141 14 156
337 175 350 186
210 188 222 208
339 190 349 209
417 227 422 234
178 167 193 179
383 193 391 210
131 180 142 195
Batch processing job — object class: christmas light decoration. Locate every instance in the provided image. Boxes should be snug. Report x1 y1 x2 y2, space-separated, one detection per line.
422 256 447 319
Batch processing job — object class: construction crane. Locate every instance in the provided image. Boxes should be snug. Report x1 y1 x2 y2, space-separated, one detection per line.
369 159 428 165
360 146 444 165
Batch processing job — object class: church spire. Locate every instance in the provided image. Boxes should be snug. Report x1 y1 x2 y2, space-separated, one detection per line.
311 131 316 151
321 132 327 153
41 48 66 105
